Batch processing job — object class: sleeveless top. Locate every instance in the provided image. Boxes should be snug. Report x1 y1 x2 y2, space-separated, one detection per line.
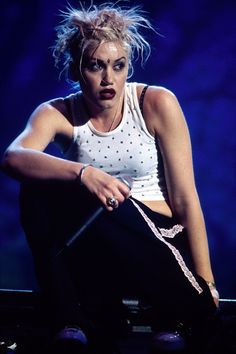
49 84 205 294
49 82 168 201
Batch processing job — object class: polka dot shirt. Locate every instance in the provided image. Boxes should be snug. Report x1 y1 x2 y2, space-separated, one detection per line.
64 83 167 201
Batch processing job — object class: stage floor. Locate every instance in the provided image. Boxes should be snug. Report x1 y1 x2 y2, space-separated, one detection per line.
0 290 235 354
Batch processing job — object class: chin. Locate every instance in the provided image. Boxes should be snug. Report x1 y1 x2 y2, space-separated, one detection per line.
98 100 114 109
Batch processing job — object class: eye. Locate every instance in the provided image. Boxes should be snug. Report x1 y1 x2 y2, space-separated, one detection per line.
86 62 103 72
113 62 126 71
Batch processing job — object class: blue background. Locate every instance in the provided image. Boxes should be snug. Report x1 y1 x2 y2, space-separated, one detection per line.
1 0 235 298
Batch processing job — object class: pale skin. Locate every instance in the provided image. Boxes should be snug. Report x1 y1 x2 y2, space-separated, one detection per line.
1 41 218 305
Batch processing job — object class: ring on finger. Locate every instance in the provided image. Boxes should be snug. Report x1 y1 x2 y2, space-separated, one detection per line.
106 196 119 208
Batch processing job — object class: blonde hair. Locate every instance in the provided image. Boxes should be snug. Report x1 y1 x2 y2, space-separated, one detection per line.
53 2 155 82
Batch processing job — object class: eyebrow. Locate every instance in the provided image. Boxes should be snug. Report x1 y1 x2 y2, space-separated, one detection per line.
89 56 126 64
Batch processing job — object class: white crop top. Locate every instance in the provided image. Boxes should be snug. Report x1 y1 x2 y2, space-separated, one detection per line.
64 82 168 201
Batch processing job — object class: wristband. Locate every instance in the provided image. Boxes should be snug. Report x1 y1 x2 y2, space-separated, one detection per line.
76 164 91 185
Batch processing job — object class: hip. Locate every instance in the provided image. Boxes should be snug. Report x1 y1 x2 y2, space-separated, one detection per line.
140 199 173 217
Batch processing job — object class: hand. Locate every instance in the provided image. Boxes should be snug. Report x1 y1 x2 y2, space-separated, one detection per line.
210 288 220 308
80 166 131 211
206 281 220 308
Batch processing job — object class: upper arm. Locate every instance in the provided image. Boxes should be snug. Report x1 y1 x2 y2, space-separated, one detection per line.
7 103 73 152
143 86 197 206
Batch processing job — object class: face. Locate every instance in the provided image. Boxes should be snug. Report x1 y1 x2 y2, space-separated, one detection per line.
79 41 129 113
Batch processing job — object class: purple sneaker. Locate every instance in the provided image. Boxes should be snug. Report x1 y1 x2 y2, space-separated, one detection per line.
52 326 88 353
151 330 186 352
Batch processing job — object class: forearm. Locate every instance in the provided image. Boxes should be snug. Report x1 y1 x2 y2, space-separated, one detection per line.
2 147 131 211
180 203 220 305
1 147 83 182
187 215 214 282
173 197 215 282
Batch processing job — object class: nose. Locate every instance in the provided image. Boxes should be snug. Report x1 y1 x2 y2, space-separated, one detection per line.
101 68 113 86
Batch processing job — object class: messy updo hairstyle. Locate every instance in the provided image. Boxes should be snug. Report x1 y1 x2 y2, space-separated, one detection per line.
52 2 155 83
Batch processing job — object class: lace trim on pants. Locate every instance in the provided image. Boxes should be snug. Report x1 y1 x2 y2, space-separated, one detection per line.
130 199 203 294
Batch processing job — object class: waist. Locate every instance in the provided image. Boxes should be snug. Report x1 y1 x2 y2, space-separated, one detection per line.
139 199 173 218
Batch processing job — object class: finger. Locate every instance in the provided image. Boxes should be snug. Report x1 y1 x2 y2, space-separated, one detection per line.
110 189 128 205
106 196 119 208
116 182 131 199
118 175 133 190
101 195 116 211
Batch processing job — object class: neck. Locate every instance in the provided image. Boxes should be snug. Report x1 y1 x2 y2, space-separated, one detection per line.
82 96 124 133
106 108 121 132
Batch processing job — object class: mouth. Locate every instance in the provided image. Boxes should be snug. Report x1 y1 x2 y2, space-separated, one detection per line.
99 88 116 100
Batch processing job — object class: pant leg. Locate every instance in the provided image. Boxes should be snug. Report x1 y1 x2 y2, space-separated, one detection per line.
20 182 120 338
65 221 130 339
21 182 216 342
46 193 217 351
86 197 217 329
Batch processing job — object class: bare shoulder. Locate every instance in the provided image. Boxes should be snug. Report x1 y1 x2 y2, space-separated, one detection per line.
7 101 75 152
136 84 185 135
29 101 70 126
28 101 73 138
137 84 178 110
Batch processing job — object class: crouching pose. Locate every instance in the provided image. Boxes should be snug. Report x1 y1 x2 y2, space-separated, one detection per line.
2 2 219 353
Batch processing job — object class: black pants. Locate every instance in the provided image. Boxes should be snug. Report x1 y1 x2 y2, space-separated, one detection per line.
21 184 216 345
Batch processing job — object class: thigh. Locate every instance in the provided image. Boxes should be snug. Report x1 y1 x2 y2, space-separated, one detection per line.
85 198 216 325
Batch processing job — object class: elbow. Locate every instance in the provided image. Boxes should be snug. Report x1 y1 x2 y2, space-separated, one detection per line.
170 193 201 222
171 198 188 220
1 149 21 177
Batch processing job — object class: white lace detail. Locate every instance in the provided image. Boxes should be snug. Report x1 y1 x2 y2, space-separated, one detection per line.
130 199 203 294
159 224 184 238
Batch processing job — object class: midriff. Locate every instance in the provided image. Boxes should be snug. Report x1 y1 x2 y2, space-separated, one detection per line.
142 200 173 218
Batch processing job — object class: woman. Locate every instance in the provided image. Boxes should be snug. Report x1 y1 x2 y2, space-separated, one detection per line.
2 2 219 353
